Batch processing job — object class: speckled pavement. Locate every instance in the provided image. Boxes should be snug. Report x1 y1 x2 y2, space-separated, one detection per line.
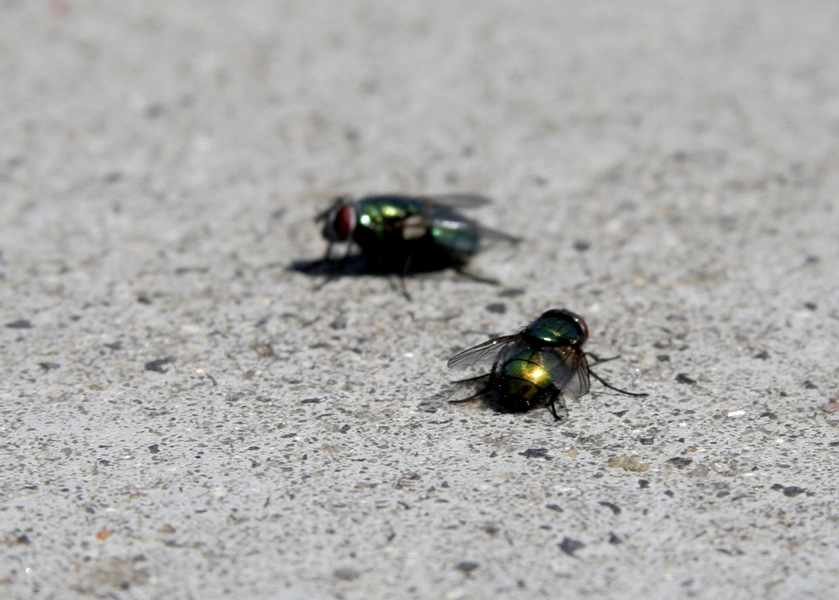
2 1 839 598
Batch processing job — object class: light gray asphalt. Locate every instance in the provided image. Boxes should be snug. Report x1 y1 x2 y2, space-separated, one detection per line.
2 1 839 598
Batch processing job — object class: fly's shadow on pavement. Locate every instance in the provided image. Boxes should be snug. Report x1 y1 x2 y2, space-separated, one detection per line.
288 257 501 300
289 256 372 279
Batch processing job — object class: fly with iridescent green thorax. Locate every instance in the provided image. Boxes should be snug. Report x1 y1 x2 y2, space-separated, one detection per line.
316 194 518 298
447 309 647 421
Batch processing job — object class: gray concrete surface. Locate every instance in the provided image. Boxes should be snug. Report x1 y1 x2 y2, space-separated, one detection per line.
2 1 839 598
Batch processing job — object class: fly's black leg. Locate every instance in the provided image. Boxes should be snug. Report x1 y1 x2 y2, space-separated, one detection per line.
453 267 499 286
449 392 482 404
547 389 568 422
451 374 491 385
585 352 622 366
398 252 414 301
589 369 649 397
315 242 356 289
328 241 353 274
449 370 492 405
322 241 335 262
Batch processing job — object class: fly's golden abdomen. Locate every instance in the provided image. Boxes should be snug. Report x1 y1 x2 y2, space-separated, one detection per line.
499 351 555 409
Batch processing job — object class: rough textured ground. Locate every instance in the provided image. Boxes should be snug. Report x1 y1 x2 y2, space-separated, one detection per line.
2 1 839 598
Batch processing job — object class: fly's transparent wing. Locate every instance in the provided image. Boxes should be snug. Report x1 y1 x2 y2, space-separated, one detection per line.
543 347 591 400
419 200 475 224
447 335 523 370
422 194 492 209
420 198 519 249
478 225 521 244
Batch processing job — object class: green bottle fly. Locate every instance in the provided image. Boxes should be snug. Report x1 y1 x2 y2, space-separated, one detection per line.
447 309 647 421
319 194 488 273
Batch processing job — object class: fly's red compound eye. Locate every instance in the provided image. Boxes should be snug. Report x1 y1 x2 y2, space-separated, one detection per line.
551 309 588 342
571 312 589 341
332 205 355 240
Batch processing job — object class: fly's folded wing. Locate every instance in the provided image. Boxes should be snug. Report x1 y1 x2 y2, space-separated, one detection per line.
447 335 523 370
541 346 591 399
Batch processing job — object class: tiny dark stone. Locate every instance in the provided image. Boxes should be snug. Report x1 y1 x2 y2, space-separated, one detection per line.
148 444 160 454
145 103 164 118
598 501 621 515
608 533 622 544
6 319 33 329
675 373 696 384
639 437 654 445
104 342 122 351
638 479 650 489
144 358 173 373
137 295 152 304
664 490 674 497
546 504 563 512
667 457 693 468
770 484 785 491
38 362 60 372
519 448 551 459
301 398 321 404
803 380 818 389
455 561 479 574
559 537 585 556
333 568 360 581
760 411 778 419
174 267 209 275
485 303 507 314
805 255 820 264
656 354 670 362
339 424 351 434
611 410 628 418
251 343 276 358
573 240 591 251
497 288 525 298
783 486 805 497
17 535 31 545
753 351 769 360
329 319 347 329
829 441 839 447
804 302 817 311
